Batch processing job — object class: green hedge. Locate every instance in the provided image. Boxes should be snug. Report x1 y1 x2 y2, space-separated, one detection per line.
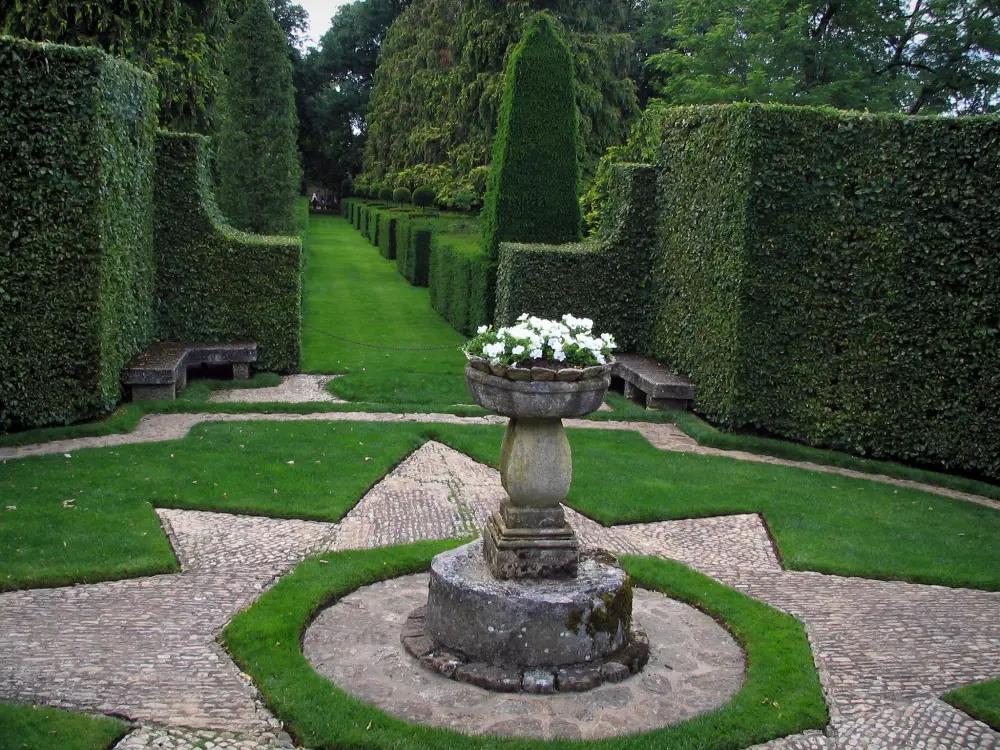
154 132 302 372
481 12 582 261
376 210 405 260
0 38 158 431
494 164 658 351
651 104 1000 479
429 233 496 335
394 215 437 287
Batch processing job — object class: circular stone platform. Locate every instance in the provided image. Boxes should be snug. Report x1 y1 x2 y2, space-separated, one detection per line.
303 573 746 740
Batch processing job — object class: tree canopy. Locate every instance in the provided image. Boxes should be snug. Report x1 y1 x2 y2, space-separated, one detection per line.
358 0 641 205
640 0 1000 115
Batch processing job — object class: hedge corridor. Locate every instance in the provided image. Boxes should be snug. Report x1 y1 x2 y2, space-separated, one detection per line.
0 38 301 432
498 103 1000 480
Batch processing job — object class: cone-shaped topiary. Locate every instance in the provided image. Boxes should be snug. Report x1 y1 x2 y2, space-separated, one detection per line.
379 186 394 201
393 187 411 204
216 0 300 235
413 185 436 211
481 12 582 261
341 178 353 197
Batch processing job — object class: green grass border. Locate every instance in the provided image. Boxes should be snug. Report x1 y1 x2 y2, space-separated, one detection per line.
0 702 129 750
944 679 1000 731
222 541 827 749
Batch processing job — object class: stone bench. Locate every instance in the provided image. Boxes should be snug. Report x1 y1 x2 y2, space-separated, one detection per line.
612 353 695 411
123 341 258 401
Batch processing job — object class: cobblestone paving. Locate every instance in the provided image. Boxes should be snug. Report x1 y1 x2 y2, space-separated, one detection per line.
1 436 997 748
303 574 746 740
208 374 345 404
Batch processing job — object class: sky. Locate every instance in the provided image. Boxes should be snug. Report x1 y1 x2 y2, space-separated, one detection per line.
299 0 355 47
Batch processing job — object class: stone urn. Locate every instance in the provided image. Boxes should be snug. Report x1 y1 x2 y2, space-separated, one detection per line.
465 364 611 579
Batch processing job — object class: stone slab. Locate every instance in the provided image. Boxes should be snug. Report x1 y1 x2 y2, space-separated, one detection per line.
613 353 695 403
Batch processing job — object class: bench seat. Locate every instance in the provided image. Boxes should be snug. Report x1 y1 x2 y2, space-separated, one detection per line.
123 341 258 401
612 353 695 411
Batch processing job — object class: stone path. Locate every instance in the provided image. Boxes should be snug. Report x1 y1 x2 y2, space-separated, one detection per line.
0 440 998 747
208 374 345 404
1 410 997 512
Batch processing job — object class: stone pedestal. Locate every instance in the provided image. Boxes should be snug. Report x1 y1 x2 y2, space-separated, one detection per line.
465 366 610 580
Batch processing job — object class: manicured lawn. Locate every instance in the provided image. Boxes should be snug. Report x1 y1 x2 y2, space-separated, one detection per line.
222 542 826 750
4 421 1000 592
0 702 128 750
301 214 470 404
0 422 428 590
944 679 1000 731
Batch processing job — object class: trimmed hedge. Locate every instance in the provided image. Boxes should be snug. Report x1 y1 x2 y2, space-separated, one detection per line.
494 163 658 351
376 210 406 260
650 105 1000 478
0 38 158 431
429 232 496 335
394 214 435 287
154 132 302 372
481 12 582 261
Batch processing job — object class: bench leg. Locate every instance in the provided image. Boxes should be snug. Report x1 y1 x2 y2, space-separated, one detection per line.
131 384 176 402
646 396 691 412
233 363 250 380
623 381 645 405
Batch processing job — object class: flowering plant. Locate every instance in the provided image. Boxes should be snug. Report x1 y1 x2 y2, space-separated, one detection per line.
464 314 616 368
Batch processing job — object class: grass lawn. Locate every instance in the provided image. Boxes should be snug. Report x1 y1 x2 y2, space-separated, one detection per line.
301 214 470 404
4 421 999 592
944 679 1000 731
0 422 428 590
0 703 128 750
222 542 826 750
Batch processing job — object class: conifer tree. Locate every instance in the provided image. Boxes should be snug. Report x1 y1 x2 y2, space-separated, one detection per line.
482 12 582 260
217 0 300 235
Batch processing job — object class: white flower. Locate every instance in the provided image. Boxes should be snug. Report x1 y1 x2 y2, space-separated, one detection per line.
477 325 489 334
512 345 525 356
530 348 543 359
554 350 567 362
547 337 562 350
517 313 529 322
595 353 606 364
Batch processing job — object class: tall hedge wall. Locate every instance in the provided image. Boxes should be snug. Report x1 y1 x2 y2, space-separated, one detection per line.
394 216 437 287
0 38 157 431
154 132 302 372
653 104 1000 478
494 164 658 351
429 234 495 336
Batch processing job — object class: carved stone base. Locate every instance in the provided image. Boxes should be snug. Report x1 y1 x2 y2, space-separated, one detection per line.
483 503 579 579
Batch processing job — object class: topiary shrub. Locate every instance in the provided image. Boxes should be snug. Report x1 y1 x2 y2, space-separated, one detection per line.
393 187 412 204
413 185 436 211
341 178 353 198
481 12 582 261
0 38 158 432
216 0 300 235
379 186 394 202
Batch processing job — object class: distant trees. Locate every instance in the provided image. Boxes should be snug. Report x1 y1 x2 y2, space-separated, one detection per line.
639 0 1000 115
216 0 300 234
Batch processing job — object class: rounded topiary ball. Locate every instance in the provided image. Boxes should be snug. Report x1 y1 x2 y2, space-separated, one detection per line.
393 187 411 204
413 185 436 209
379 186 394 201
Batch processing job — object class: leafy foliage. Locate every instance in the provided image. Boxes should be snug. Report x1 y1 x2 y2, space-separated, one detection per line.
0 0 240 131
361 0 640 205
0 39 158 432
216 0 300 235
154 133 302 371
482 12 583 261
640 0 1000 115
495 164 658 353
648 104 1000 479
429 231 494 335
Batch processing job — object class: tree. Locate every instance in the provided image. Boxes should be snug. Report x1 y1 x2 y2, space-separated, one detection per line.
0 0 240 131
270 0 310 49
640 0 1000 114
360 0 641 205
216 0 300 234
